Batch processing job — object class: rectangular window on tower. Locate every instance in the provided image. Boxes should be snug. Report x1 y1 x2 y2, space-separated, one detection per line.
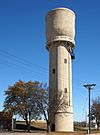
64 59 67 63
52 68 55 74
64 88 67 93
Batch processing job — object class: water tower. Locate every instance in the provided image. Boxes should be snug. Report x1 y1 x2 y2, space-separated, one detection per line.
46 8 75 131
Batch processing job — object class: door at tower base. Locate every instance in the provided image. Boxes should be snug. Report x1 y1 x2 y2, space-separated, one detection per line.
55 113 73 131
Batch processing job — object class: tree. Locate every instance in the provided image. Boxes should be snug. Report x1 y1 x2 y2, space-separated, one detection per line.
91 96 100 130
3 80 68 132
3 80 47 132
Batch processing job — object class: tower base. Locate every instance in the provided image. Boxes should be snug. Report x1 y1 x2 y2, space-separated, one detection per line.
55 113 73 132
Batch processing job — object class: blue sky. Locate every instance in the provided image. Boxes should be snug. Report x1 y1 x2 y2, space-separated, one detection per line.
0 0 100 121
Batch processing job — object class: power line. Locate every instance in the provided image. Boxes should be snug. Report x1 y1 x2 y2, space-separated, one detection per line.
0 49 48 72
0 49 78 82
0 50 49 76
0 58 48 79
0 60 49 82
0 57 71 82
0 50 74 81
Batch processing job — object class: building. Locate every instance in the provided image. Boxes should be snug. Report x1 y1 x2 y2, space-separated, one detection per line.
46 8 76 131
0 112 12 131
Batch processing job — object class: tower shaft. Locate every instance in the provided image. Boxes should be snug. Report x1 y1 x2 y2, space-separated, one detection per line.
49 41 73 131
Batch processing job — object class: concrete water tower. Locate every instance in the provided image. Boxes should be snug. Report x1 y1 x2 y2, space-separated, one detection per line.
46 8 75 131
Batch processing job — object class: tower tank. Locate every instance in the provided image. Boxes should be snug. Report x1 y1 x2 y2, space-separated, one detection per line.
46 8 75 132
46 8 75 48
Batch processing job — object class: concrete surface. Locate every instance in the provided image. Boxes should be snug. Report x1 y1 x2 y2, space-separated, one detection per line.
46 7 75 131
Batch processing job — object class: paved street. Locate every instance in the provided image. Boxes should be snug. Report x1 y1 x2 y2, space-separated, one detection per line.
0 133 46 135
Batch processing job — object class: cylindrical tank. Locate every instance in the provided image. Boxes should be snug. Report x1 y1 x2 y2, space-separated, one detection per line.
46 8 75 47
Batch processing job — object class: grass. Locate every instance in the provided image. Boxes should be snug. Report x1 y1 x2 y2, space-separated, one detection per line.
16 120 47 131
15 121 100 134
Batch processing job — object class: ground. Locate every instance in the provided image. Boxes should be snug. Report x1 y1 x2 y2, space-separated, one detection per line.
0 132 100 135
0 133 46 135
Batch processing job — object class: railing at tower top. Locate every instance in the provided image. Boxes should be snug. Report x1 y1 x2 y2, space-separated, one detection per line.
71 50 75 60
67 46 75 60
66 42 75 60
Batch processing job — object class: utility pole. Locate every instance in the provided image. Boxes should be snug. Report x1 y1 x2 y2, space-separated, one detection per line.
83 84 96 134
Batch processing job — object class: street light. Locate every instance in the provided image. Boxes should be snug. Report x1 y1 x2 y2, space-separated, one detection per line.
83 84 96 134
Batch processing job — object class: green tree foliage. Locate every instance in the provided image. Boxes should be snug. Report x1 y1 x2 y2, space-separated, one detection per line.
3 80 47 132
91 96 100 130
